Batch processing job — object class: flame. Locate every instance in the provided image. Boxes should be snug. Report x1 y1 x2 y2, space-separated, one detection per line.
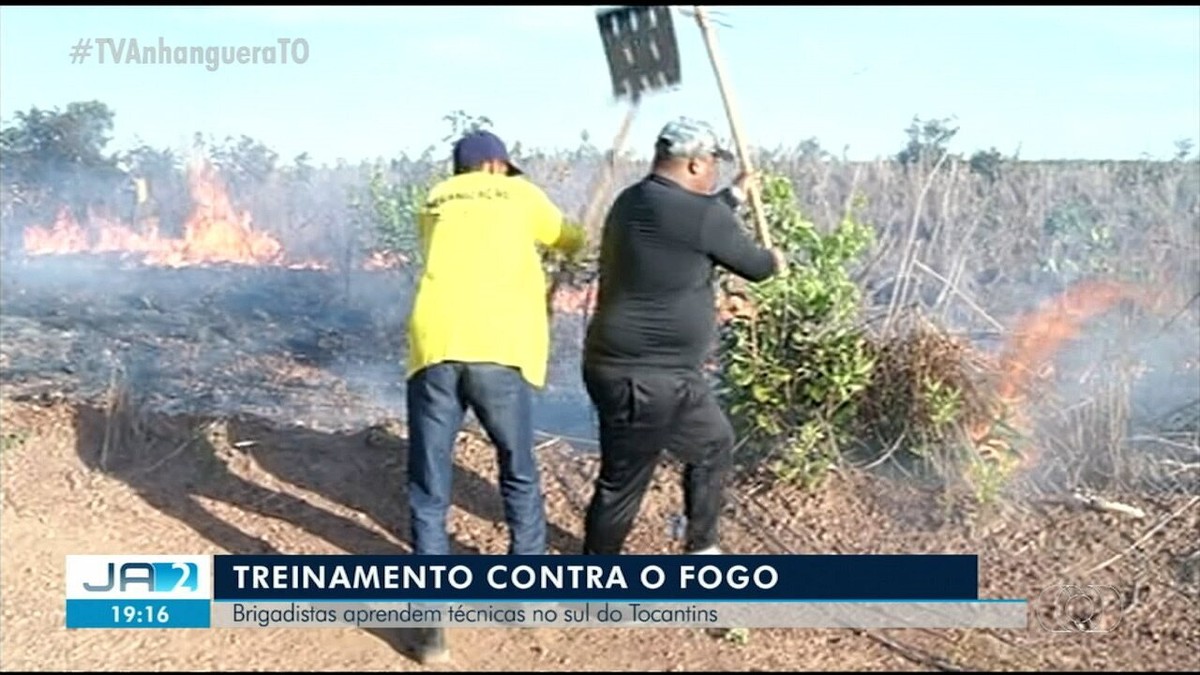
970 279 1166 471
995 280 1154 402
363 250 411 271
21 158 324 269
21 207 91 254
147 159 285 267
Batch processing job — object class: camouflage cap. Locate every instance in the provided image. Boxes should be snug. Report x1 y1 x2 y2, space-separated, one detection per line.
655 117 735 161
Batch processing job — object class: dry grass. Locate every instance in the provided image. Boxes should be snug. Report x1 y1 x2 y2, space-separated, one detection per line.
860 314 1000 440
845 312 1024 501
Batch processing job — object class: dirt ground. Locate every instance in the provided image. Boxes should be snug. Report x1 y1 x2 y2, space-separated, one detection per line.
1 396 1197 672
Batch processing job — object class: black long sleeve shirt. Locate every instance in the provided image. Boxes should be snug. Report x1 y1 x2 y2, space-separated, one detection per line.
583 173 779 371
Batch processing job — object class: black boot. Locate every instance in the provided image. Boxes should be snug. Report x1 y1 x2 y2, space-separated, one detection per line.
415 626 450 665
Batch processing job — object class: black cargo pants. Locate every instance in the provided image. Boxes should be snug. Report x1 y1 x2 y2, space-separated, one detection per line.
580 363 735 555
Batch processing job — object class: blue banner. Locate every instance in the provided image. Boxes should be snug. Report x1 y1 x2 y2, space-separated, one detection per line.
66 599 212 628
212 554 978 602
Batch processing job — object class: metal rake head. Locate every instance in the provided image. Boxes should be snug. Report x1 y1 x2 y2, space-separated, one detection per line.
596 5 682 103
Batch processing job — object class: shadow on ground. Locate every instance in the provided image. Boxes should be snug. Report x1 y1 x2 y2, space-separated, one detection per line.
72 402 584 662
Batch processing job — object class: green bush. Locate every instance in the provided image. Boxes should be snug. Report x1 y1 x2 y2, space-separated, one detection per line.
1040 201 1116 282
362 166 426 264
349 111 495 266
719 174 1020 501
718 173 875 488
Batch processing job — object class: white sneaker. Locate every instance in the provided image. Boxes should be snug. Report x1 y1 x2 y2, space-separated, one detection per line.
688 545 723 555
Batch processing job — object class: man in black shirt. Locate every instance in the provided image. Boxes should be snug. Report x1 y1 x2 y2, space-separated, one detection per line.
581 117 786 555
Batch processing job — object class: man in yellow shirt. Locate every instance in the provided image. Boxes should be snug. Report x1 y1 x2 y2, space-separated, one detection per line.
405 129 583 662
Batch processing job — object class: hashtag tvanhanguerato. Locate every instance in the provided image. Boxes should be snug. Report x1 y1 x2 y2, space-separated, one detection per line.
89 37 309 71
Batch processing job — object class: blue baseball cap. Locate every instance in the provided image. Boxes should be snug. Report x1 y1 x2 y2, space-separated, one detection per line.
452 130 523 176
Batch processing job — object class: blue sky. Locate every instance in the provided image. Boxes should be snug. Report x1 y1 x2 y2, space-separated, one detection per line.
1 5 1197 166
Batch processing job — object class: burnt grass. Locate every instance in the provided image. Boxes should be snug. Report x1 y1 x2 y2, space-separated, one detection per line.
0 255 598 442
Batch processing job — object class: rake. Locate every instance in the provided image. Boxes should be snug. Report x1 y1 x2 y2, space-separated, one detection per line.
547 5 684 316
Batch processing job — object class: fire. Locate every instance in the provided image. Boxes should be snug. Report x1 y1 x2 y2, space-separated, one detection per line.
993 280 1155 402
363 250 410 271
14 157 616 293
21 208 91 254
970 279 1166 471
20 158 322 269
149 159 285 267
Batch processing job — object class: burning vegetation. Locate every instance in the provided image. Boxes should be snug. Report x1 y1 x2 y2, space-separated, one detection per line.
22 157 315 269
716 171 1196 502
3 103 1197 507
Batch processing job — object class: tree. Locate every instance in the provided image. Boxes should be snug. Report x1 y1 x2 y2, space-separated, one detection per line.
441 110 493 143
896 115 959 167
1173 138 1195 162
207 134 280 202
0 100 125 229
968 147 1006 183
794 137 830 163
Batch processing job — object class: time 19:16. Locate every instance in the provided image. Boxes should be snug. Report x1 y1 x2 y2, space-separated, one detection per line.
113 605 170 623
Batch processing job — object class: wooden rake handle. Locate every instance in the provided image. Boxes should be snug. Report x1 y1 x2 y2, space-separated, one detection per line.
693 6 774 250
581 100 640 238
547 101 640 319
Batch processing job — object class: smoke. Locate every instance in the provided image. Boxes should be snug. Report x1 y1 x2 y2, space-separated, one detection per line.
998 278 1200 494
3 143 1197 492
0 148 607 447
1 164 125 235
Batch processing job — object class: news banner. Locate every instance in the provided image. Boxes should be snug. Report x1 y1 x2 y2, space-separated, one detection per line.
65 554 1027 629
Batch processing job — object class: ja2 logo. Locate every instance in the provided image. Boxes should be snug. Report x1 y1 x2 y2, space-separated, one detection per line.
83 562 199 593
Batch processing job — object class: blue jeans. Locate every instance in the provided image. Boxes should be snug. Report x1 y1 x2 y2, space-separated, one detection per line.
406 361 546 556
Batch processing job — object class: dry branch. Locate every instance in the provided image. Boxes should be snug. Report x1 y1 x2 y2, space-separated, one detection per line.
1079 495 1200 575
911 259 1005 332
1070 491 1147 519
99 361 129 473
130 421 219 478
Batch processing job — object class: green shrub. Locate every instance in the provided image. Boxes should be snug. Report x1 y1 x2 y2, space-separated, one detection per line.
718 173 875 488
349 111 495 266
718 173 1019 501
365 166 426 264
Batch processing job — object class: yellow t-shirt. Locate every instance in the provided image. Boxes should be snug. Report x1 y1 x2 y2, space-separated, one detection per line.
407 171 584 388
